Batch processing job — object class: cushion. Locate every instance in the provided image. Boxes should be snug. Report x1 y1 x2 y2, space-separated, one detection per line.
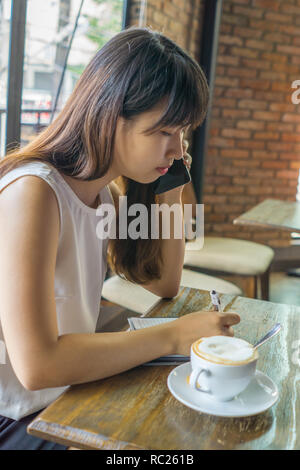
184 236 274 276
101 268 242 315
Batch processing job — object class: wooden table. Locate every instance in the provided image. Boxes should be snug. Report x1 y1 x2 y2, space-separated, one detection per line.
27 286 300 450
233 198 300 233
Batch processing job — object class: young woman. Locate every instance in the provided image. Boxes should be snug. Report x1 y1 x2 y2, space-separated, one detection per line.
0 27 240 449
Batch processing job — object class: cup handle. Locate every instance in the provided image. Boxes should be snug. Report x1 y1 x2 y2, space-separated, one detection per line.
190 367 211 393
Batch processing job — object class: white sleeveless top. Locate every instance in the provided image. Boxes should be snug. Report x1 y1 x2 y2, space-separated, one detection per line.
0 161 114 420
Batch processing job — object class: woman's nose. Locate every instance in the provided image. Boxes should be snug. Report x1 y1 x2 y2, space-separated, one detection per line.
167 134 184 160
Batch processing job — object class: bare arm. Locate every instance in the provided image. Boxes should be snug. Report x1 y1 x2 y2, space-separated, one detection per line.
0 176 240 392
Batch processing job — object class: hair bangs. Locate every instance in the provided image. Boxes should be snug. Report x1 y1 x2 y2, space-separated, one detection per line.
143 56 209 135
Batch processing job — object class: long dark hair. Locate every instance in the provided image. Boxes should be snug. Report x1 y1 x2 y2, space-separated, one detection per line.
0 26 209 284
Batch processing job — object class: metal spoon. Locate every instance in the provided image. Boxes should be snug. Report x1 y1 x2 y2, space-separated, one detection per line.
253 323 282 349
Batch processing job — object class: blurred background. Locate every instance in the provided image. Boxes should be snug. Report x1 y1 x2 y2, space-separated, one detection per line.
0 0 123 152
1 0 300 306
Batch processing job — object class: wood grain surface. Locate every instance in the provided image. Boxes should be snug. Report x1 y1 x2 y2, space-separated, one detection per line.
233 198 300 233
27 287 300 450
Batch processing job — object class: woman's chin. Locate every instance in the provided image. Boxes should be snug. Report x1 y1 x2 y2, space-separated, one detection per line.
129 174 159 184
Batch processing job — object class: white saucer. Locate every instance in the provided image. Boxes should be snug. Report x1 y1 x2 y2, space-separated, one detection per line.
167 362 278 418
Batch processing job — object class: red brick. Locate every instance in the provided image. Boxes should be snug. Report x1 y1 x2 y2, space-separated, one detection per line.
205 176 232 185
233 26 263 39
237 120 265 130
261 52 288 63
241 58 271 70
269 102 295 112
215 76 239 87
280 4 300 16
252 110 281 121
267 142 294 151
271 82 292 93
262 161 288 169
278 152 300 160
217 55 240 66
240 79 271 90
203 195 228 204
233 5 264 18
233 159 261 168
220 23 233 35
276 170 299 179
233 177 261 186
255 90 285 101
220 149 249 159
259 71 287 81
222 13 248 26
209 137 235 148
290 161 300 169
227 67 257 78
225 88 253 98
245 39 274 51
205 214 227 223
253 131 280 140
282 133 300 142
216 185 245 194
277 44 300 56
214 203 245 214
230 0 251 4
221 128 251 139
248 169 275 178
238 99 268 110
273 62 299 74
219 34 243 46
231 47 259 59
267 122 295 132
253 150 278 159
237 140 265 150
253 0 280 10
246 185 274 195
217 98 237 108
222 109 251 119
265 11 293 24
277 23 300 36
283 113 300 123
264 33 291 45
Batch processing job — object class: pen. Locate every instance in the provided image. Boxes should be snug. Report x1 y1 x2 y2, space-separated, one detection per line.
210 290 222 312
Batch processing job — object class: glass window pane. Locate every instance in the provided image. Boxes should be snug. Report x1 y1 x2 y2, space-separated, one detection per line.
21 0 123 147
0 0 12 156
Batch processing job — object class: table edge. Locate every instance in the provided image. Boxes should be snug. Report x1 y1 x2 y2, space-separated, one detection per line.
27 418 146 450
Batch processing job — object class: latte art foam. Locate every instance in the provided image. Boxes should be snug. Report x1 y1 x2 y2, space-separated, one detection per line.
193 336 258 365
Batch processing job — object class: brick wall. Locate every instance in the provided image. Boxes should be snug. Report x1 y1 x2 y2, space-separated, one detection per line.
128 0 205 56
128 0 300 248
205 0 300 248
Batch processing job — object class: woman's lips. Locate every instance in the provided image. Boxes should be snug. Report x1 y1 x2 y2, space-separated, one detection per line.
156 167 169 175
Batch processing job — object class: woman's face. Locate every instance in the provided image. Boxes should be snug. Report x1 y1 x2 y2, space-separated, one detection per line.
112 101 188 184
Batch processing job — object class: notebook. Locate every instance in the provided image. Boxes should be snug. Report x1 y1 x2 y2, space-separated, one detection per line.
128 317 190 366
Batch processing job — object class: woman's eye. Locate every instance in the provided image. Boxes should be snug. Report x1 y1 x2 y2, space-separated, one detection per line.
161 131 172 136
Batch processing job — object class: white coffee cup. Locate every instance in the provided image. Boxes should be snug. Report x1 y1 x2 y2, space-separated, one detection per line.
189 336 258 402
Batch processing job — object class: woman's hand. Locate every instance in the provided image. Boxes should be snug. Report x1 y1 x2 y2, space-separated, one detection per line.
168 310 241 356
182 139 192 171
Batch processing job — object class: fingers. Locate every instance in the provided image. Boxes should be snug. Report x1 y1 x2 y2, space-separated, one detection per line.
183 139 189 152
220 313 241 327
222 326 235 337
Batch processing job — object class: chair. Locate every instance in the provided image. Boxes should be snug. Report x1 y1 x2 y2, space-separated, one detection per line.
101 268 242 315
184 236 274 301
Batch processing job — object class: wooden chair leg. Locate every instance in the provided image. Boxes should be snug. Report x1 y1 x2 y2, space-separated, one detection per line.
260 268 270 301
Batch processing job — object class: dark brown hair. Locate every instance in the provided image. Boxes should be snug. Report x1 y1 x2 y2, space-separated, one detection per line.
0 26 209 284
